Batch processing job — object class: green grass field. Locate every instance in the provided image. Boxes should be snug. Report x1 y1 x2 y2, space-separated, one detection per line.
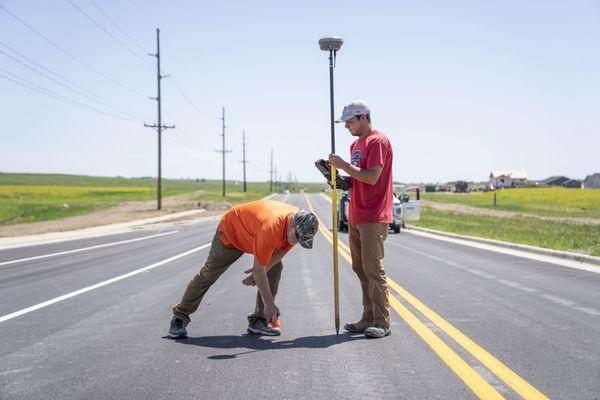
412 207 600 256
422 187 600 219
325 186 600 256
0 173 326 227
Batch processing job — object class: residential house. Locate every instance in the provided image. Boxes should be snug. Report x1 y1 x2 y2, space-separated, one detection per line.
489 171 528 188
583 173 600 189
540 176 570 186
540 176 581 188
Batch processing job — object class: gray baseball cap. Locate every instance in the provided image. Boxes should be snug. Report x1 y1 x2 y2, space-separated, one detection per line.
335 99 371 123
293 210 319 249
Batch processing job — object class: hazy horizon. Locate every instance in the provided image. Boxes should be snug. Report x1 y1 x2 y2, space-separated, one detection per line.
2 1 599 183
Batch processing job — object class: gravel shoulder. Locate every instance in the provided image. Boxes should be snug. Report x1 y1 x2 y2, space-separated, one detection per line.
0 193 231 238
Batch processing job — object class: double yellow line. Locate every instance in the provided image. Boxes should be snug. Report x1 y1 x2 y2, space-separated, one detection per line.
304 194 548 400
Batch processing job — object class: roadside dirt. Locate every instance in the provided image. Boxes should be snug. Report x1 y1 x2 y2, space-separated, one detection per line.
0 193 231 238
423 200 600 225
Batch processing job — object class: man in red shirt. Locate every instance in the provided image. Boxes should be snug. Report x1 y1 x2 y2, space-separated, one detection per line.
329 100 393 339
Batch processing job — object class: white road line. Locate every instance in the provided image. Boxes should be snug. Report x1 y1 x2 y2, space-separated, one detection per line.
0 231 179 267
541 294 577 307
316 191 600 273
575 307 600 316
405 229 600 274
388 240 600 317
319 192 332 203
0 242 211 323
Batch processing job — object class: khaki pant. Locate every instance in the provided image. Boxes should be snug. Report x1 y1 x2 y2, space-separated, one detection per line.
348 223 390 327
172 231 283 324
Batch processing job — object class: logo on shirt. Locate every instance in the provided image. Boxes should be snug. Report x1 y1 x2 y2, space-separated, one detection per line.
351 150 362 166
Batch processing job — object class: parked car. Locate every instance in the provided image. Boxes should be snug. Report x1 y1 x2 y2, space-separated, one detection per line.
399 186 421 224
337 192 403 233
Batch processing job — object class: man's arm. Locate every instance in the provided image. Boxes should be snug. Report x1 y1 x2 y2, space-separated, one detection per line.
242 247 288 286
328 154 383 185
265 248 287 269
251 257 279 322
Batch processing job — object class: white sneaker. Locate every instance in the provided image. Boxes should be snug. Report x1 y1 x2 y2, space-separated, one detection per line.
364 325 391 339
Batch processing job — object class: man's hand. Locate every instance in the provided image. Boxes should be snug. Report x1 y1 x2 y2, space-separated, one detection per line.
264 303 280 323
242 268 256 286
328 154 347 169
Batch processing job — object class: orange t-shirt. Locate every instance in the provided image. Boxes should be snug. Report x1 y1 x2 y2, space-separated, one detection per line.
218 200 298 266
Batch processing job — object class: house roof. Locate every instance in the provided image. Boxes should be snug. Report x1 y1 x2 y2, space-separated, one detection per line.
584 173 600 180
489 171 528 180
541 176 569 185
583 173 600 188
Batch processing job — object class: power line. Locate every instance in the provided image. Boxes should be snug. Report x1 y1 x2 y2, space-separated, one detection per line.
172 127 204 148
170 131 200 149
66 0 152 67
0 3 149 98
165 76 212 120
0 68 140 122
0 44 150 121
118 0 214 121
162 108 207 137
88 0 148 53
127 0 156 28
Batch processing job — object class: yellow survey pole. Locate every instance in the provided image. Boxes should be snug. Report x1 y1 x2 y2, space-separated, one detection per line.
319 36 343 335
331 167 340 335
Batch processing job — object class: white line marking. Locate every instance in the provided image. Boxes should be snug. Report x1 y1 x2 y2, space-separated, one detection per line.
575 307 600 316
541 294 577 307
467 269 498 280
0 231 179 267
496 279 538 293
319 192 332 203
0 242 210 323
405 229 600 274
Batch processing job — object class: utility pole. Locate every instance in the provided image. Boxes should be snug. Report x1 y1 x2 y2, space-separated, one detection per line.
269 148 274 193
240 129 248 192
144 28 174 210
215 106 231 197
274 165 278 193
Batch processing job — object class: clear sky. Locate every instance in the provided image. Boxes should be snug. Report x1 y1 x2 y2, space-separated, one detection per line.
1 0 599 183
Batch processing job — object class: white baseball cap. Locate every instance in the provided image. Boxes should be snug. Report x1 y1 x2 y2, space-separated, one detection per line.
335 100 371 123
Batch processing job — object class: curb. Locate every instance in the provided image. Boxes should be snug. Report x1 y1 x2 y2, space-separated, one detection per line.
405 225 600 266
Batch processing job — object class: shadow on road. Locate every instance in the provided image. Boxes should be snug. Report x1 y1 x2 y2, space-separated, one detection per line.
166 333 362 359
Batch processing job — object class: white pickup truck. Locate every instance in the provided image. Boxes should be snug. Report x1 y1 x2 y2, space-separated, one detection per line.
337 185 420 233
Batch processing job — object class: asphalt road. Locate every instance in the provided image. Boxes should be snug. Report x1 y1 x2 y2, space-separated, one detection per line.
1 193 599 400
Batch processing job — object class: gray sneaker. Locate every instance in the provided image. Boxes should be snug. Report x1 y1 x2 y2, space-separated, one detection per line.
169 317 188 338
364 325 391 339
247 318 281 336
344 320 371 333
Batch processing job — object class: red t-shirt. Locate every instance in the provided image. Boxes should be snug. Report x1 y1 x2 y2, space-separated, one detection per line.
348 130 394 224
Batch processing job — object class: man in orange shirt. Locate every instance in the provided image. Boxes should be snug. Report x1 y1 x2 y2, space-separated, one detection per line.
168 200 318 338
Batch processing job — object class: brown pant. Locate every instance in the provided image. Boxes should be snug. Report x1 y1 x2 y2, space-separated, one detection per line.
348 223 390 327
172 231 283 324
